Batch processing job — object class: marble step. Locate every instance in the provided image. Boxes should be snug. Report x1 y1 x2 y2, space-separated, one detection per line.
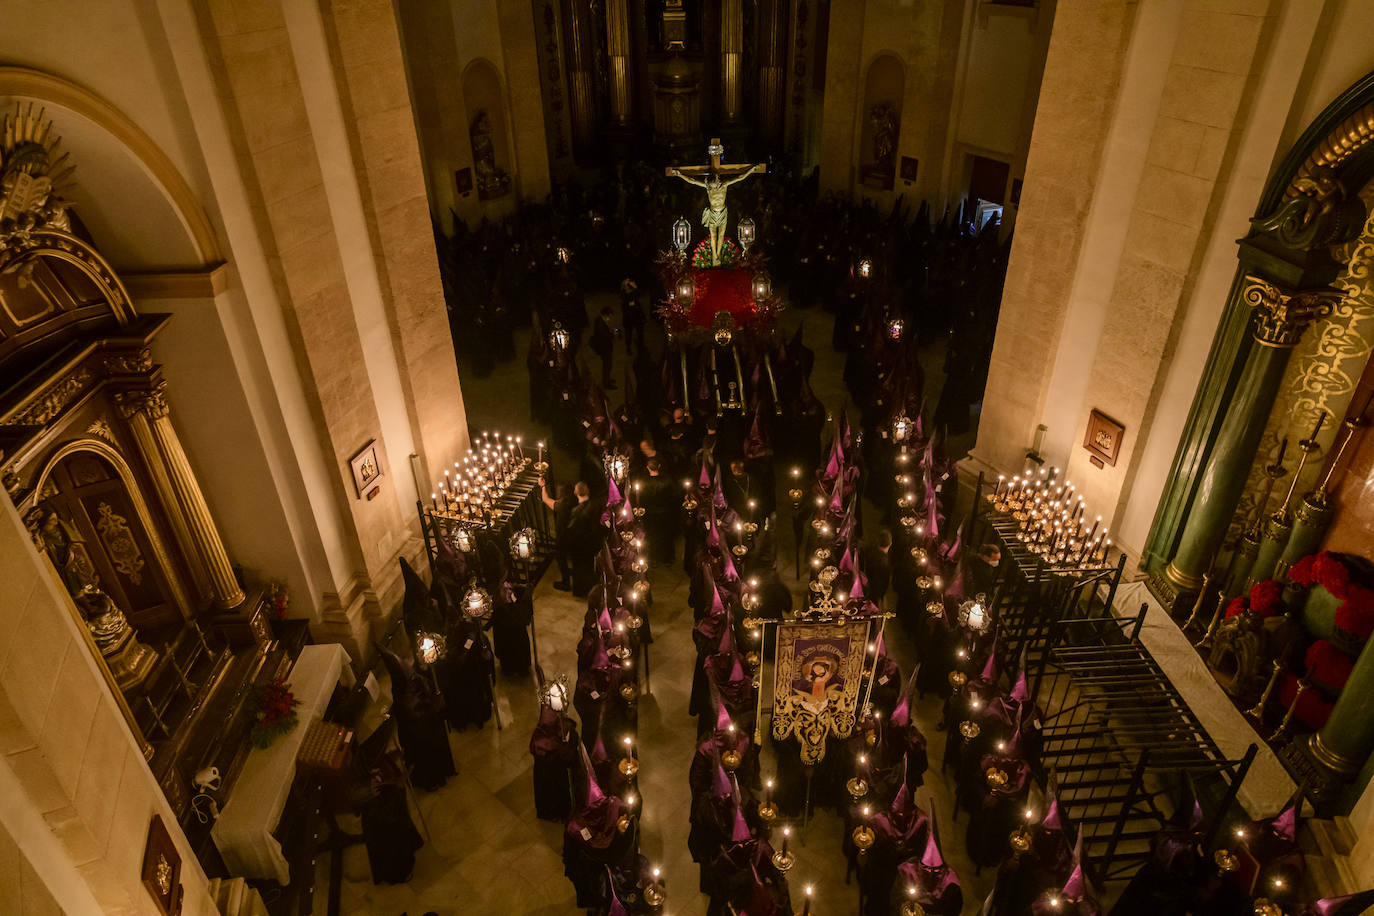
207 877 268 916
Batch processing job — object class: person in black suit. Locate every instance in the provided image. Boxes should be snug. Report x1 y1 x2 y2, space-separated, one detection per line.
620 277 645 356
590 304 619 389
540 477 575 591
566 482 602 597
862 528 893 609
636 457 677 566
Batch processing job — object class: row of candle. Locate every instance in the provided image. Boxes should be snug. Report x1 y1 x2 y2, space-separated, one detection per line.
428 431 537 520
989 468 1113 569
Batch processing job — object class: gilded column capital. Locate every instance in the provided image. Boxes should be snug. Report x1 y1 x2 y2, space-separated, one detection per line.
1242 275 1343 347
113 382 170 421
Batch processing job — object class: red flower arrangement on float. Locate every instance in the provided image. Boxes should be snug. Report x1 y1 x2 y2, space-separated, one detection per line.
1288 550 1374 641
249 677 300 749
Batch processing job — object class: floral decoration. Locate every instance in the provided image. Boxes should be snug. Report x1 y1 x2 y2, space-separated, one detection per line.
1305 639 1354 692
692 237 742 268
1288 550 1374 642
267 581 289 619
249 677 299 749
1225 578 1284 619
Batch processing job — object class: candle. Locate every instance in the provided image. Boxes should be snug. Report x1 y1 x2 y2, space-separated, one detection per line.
781 825 791 857
802 885 813 916
764 778 773 805
1309 410 1328 442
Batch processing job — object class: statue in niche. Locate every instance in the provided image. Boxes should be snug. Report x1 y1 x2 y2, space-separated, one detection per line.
470 111 510 201
870 103 899 176
1208 608 1269 705
25 503 157 690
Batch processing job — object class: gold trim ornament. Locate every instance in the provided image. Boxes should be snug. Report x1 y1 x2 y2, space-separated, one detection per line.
0 104 75 253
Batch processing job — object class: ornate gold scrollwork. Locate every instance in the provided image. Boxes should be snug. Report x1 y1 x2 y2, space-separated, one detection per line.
96 501 145 584
112 382 170 421
1242 275 1344 347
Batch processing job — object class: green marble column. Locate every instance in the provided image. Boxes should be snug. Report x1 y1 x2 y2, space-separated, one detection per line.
1164 277 1340 592
1309 634 1374 780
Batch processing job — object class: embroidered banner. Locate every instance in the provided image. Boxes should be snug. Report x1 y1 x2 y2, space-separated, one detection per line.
771 620 869 764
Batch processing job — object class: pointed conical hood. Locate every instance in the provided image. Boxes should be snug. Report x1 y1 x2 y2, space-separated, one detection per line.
1272 785 1303 842
606 474 623 507
714 759 733 796
731 801 752 842
922 808 945 868
890 664 919 727
1043 772 1064 832
1010 644 1029 704
1312 889 1374 915
578 742 605 804
1062 830 1089 899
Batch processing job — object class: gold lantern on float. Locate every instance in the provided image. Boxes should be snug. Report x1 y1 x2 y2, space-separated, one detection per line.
673 216 692 254
737 216 756 252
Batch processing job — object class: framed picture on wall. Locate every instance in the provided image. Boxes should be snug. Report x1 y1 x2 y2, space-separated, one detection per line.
900 156 919 182
455 167 473 196
349 441 382 497
140 815 183 915
1083 409 1125 468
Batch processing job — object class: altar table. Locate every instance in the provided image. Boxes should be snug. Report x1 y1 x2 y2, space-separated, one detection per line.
212 643 353 885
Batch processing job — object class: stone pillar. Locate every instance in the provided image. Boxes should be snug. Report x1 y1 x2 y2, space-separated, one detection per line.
605 0 633 128
755 0 787 146
118 383 245 609
1302 634 1374 797
561 0 598 159
719 0 743 124
1163 277 1340 593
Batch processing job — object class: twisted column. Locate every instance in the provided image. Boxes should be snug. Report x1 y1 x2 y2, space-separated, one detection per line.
1164 276 1341 591
719 0 743 123
117 382 244 609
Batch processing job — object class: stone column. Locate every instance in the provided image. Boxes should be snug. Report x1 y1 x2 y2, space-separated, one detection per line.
605 0 633 128
561 0 598 159
1164 277 1340 592
755 0 787 146
119 382 245 609
719 0 743 124
1302 634 1374 796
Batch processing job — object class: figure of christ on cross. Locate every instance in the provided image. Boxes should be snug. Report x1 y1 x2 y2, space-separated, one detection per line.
666 138 767 266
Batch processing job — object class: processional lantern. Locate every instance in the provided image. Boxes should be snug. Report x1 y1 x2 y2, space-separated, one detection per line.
554 246 571 264
549 321 570 350
857 258 873 279
957 592 990 633
415 630 446 665
540 675 569 711
675 273 695 304
462 581 493 621
453 525 474 553
605 452 629 484
738 216 756 252
752 272 772 301
509 527 535 560
887 317 905 340
672 216 692 254
892 414 911 442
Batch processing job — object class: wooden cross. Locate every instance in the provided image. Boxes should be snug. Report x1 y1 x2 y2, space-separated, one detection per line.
664 138 767 181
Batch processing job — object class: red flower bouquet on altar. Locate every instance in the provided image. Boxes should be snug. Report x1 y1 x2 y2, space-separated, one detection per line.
250 677 300 749
1225 578 1285 619
1287 550 1374 645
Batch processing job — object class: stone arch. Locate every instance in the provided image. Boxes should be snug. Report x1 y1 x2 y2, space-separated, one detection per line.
857 52 904 191
0 66 222 268
25 437 194 619
461 57 514 201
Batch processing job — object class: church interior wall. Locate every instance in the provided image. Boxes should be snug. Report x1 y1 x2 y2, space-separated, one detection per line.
0 495 219 916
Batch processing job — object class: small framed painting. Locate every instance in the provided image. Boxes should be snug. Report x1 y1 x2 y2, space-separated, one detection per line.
455 167 473 196
140 815 182 915
1083 409 1125 468
900 156 919 182
349 441 382 497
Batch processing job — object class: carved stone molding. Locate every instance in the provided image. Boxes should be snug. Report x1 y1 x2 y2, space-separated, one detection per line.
9 366 94 425
1243 275 1344 347
102 348 154 376
112 383 170 422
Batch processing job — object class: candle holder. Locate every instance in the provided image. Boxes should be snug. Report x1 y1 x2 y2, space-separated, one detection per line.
1213 848 1238 874
959 720 981 740
926 600 946 619
948 670 967 689
1180 571 1215 630
771 846 795 872
642 871 666 908
1269 679 1311 743
846 776 869 801
1252 900 1282 916
1194 592 1228 650
758 800 778 824
721 749 742 771
1009 827 1032 855
1244 660 1285 720
852 821 876 857
899 890 926 916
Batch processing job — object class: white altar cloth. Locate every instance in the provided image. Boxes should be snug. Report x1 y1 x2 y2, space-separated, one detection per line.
1114 580 1296 816
212 643 351 885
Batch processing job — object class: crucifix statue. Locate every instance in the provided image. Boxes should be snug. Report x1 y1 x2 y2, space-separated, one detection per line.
666 138 766 266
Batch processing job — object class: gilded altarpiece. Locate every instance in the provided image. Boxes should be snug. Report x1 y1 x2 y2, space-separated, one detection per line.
0 106 282 836
1229 188 1374 542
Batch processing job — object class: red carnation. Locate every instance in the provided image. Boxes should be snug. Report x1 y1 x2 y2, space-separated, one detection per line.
1335 584 1374 640
1289 554 1318 588
1248 579 1284 617
1225 596 1248 620
1280 675 1334 731
1305 639 1355 691
1312 553 1352 599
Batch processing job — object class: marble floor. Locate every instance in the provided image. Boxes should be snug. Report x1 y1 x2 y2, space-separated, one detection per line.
315 302 996 914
